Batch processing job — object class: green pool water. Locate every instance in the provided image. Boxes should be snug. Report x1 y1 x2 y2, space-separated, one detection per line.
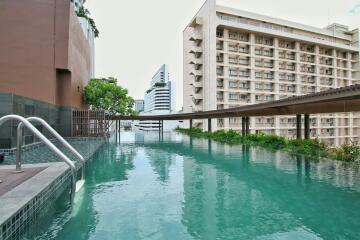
27 131 360 240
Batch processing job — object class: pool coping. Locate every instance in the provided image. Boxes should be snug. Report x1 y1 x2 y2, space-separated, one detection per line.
0 163 71 240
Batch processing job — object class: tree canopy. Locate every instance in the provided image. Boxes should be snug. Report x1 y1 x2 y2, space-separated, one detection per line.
84 78 135 116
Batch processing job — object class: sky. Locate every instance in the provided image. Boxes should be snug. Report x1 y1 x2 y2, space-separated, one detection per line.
85 0 360 111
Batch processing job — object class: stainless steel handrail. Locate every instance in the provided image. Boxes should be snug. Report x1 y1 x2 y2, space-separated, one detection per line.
17 117 85 180
0 115 77 199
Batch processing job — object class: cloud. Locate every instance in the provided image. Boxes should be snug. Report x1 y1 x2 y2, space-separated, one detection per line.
349 3 360 14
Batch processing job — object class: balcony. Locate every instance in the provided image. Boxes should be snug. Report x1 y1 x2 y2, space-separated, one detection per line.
255 37 273 46
320 70 333 76
300 66 315 74
189 48 203 58
193 81 203 88
279 74 296 82
228 32 249 42
278 41 295 49
279 64 295 71
190 70 202 77
189 34 203 46
256 61 273 69
301 77 316 84
192 93 203 101
229 58 249 66
189 60 203 68
300 57 315 63
300 45 315 53
255 49 273 57
320 79 333 86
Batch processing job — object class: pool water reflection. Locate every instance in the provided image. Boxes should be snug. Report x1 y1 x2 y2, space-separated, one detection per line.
29 131 360 240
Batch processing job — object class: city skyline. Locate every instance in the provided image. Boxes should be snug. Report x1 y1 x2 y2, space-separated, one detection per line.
86 0 360 110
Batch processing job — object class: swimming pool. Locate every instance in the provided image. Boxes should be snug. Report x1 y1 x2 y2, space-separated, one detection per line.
24 131 360 239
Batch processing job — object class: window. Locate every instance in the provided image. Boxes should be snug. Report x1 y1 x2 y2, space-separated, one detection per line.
239 34 248 42
239 82 249 89
264 72 273 79
264 84 272 90
229 81 238 88
217 30 223 38
263 50 271 56
239 59 248 65
229 69 237 77
255 72 263 78
229 32 237 39
229 93 238 100
239 47 247 53
255 37 263 44
240 94 248 100
264 62 272 68
239 70 249 77
287 75 295 81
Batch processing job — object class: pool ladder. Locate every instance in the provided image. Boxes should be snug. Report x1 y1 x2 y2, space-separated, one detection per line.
0 115 86 201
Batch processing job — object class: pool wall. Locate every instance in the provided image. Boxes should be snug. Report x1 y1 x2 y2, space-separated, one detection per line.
0 137 107 240
0 163 71 240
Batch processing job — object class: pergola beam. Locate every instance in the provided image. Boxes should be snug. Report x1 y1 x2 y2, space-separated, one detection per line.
111 85 360 121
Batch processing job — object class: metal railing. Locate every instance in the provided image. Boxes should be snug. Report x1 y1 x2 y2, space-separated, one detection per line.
17 117 86 180
0 115 77 199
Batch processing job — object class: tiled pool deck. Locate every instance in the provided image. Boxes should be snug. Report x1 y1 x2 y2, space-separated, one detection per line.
0 137 106 240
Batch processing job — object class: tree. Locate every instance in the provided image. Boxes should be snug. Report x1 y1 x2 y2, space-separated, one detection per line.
84 78 135 116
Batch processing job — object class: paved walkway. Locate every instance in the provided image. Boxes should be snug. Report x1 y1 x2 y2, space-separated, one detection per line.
0 167 47 197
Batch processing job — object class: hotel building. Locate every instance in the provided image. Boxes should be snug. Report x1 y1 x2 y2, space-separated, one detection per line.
183 0 360 146
135 64 178 131
0 0 95 147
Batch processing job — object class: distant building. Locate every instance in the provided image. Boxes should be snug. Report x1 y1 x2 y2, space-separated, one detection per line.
135 100 145 113
144 64 176 112
135 65 180 131
183 0 360 147
0 0 95 147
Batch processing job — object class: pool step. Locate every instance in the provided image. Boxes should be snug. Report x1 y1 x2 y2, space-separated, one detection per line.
75 179 85 192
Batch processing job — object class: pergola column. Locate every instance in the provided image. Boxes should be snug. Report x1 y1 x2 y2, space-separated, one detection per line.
245 117 250 135
190 119 193 129
304 114 310 140
208 118 212 132
296 114 302 139
241 117 246 136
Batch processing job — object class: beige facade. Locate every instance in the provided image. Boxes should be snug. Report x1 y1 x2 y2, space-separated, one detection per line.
183 0 360 147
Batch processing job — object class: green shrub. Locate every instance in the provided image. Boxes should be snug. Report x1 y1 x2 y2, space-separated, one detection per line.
334 141 360 162
175 127 358 162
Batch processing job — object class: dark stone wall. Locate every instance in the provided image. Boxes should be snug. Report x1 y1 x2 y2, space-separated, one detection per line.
0 93 72 148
